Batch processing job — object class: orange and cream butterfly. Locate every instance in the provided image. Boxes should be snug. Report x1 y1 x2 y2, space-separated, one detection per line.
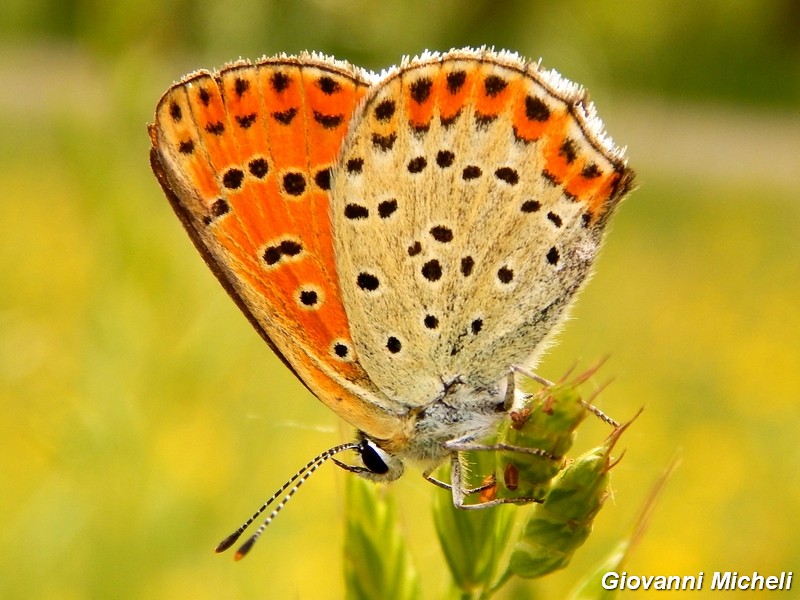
148 47 634 558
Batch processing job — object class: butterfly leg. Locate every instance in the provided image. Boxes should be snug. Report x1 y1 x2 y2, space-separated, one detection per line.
511 365 554 388
448 452 541 509
422 467 495 494
515 361 621 428
426 372 553 508
444 437 557 458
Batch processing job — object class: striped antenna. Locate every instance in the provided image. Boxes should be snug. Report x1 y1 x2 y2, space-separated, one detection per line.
215 441 362 560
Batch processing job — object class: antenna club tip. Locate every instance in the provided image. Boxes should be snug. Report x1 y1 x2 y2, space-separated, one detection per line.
235 536 257 560
215 531 242 553
214 442 359 560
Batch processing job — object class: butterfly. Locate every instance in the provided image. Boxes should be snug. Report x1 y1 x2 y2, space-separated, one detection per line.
149 47 634 556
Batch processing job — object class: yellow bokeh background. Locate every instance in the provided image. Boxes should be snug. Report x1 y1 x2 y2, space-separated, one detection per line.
2 1 798 598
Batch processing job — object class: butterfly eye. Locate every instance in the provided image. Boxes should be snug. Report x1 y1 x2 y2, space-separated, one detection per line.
359 440 391 474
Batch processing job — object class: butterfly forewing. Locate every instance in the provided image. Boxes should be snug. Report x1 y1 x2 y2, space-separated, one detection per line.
150 56 403 439
331 50 633 406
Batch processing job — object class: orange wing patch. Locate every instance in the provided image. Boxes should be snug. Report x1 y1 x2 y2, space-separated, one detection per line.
402 64 438 130
471 62 520 123
434 61 476 123
149 58 403 440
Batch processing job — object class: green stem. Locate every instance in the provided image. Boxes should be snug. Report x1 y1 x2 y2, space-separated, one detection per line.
484 569 513 598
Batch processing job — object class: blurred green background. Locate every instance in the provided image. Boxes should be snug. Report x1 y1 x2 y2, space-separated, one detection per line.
2 0 798 598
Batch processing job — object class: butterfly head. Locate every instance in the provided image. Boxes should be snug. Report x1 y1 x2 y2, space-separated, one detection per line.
349 436 406 482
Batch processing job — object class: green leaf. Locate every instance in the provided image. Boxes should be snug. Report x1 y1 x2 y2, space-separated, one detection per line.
344 476 420 600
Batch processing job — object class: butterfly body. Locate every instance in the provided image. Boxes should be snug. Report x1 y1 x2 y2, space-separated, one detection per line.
150 48 633 494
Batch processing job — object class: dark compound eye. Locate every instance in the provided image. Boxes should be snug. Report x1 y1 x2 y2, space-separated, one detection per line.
360 441 389 474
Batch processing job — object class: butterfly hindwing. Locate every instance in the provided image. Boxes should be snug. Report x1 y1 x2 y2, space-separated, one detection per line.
331 49 633 406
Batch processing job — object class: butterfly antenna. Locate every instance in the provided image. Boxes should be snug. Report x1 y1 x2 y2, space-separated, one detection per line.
215 441 361 560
